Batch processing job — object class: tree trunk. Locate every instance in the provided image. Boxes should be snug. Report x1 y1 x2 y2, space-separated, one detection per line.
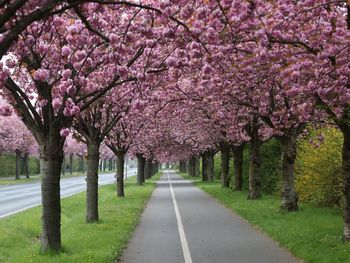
232 144 244 191
248 137 263 199
99 160 103 172
220 144 230 187
278 134 299 211
137 154 145 185
144 159 152 179
201 154 208 181
152 162 157 176
15 149 21 180
81 157 85 172
86 143 100 223
39 135 64 251
341 126 350 241
61 156 66 176
69 154 73 175
195 157 200 177
102 159 106 171
116 152 125 197
188 157 196 176
206 151 215 181
24 152 29 179
35 158 40 174
150 162 154 177
179 160 186 173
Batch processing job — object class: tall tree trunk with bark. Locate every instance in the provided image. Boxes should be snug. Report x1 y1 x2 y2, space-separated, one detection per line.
144 159 152 179
116 151 125 197
179 160 186 173
137 154 145 185
39 133 65 251
188 157 196 176
201 154 208 181
69 154 73 175
61 156 66 176
278 133 299 211
152 162 158 176
220 144 230 187
206 151 215 181
15 149 21 180
193 157 200 177
81 157 85 172
24 152 29 179
156 162 159 173
248 137 263 199
99 160 103 172
150 162 154 177
232 144 244 191
86 142 100 223
103 159 107 171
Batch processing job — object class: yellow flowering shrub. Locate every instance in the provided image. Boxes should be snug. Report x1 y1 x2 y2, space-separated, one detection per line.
296 127 343 208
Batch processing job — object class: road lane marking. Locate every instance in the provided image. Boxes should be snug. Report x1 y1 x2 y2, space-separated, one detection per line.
167 172 193 263
0 203 41 218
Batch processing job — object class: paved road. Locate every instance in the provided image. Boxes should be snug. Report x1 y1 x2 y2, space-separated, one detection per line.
0 168 137 218
119 171 299 263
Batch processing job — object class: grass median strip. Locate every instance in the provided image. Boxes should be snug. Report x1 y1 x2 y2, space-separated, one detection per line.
0 173 161 263
181 174 350 263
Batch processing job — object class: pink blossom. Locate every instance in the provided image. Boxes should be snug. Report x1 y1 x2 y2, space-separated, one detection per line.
5 59 16 68
137 73 145 82
62 69 72 80
62 46 71 57
52 98 61 111
162 28 175 38
117 66 128 77
60 128 70 137
166 57 177 67
202 64 213 75
0 105 12 116
34 69 49 82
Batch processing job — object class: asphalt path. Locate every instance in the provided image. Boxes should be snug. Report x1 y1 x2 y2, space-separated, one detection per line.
118 171 299 263
0 168 137 218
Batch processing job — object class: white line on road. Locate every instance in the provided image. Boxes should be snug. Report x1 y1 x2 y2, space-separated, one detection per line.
0 202 41 218
167 172 193 263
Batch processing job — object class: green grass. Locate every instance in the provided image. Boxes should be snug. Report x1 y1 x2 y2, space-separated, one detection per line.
0 173 161 263
181 174 350 263
0 177 40 185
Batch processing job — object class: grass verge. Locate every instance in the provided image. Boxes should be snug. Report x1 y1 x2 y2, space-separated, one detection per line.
0 173 161 263
181 173 350 263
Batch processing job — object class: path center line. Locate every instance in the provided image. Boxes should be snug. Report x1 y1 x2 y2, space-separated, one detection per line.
167 172 193 263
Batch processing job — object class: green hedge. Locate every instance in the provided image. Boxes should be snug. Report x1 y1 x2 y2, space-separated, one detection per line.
0 154 88 178
208 138 281 195
240 138 281 195
0 154 40 177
